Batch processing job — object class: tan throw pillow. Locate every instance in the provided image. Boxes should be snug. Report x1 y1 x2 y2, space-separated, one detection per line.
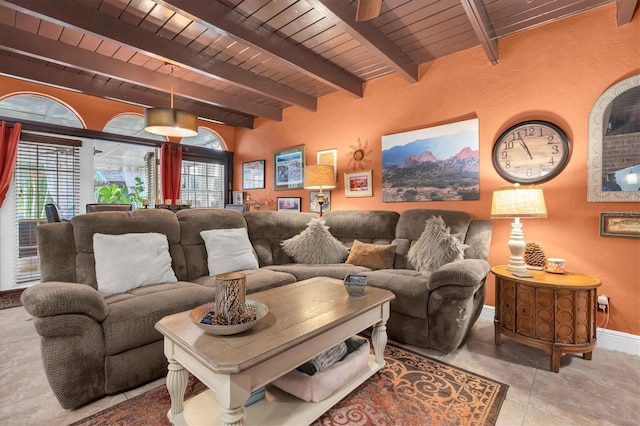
281 218 349 264
345 240 396 270
407 216 469 273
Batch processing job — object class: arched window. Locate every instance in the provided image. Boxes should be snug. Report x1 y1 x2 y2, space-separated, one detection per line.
181 128 225 150
0 93 83 127
103 114 166 141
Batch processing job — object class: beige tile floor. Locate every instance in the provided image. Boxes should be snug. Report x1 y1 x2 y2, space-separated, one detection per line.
1 305 638 426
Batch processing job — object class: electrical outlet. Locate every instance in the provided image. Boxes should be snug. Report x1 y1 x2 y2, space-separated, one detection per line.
598 295 609 312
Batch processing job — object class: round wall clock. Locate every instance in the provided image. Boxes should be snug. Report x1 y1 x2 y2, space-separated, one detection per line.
492 120 572 184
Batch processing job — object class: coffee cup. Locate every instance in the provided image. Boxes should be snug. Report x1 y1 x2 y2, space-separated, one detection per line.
545 258 566 274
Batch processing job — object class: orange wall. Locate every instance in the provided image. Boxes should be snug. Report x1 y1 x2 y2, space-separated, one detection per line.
0 78 237 150
234 4 640 335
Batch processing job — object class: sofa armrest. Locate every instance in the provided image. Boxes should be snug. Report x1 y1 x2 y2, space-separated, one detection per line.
427 259 490 291
21 282 109 322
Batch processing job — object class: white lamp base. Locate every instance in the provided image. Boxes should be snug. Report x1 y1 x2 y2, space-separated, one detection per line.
506 218 527 273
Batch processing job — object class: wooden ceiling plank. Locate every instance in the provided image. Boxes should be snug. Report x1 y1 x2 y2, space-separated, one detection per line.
0 0 316 110
0 51 255 129
0 24 283 121
307 0 420 83
459 0 498 65
616 0 637 25
156 0 363 97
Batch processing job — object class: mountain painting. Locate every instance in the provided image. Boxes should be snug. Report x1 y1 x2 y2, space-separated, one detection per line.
382 118 480 202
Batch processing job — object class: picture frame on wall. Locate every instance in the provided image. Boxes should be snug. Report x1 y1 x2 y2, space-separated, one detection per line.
274 146 305 190
232 191 244 205
310 190 331 213
600 212 640 238
277 197 302 212
242 160 265 190
316 148 337 179
345 170 372 197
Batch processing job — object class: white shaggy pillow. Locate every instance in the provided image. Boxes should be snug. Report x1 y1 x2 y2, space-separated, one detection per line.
200 228 259 276
281 218 349 264
93 233 177 296
407 216 469 273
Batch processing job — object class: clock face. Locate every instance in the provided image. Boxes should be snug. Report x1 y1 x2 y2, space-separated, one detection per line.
492 120 572 184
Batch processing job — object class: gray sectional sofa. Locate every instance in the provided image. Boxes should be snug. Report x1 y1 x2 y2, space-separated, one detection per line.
21 207 492 409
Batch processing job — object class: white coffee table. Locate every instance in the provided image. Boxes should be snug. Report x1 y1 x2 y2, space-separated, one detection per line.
155 276 395 426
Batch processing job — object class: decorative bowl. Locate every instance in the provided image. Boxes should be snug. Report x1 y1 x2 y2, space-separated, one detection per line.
189 300 268 335
344 274 367 297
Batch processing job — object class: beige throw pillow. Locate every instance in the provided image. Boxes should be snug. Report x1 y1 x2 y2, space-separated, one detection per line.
345 240 396 270
407 216 469 273
201 228 259 276
281 218 349 264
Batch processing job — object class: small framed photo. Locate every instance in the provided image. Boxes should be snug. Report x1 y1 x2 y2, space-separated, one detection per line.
277 197 302 212
242 160 265 190
600 212 640 238
274 145 305 190
310 190 331 213
317 148 337 180
232 191 244 205
345 170 373 197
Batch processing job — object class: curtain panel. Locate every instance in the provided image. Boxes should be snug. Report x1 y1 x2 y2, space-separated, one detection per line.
0 121 22 207
161 143 182 202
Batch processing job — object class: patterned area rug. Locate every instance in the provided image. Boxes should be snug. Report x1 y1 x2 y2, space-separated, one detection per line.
71 342 507 426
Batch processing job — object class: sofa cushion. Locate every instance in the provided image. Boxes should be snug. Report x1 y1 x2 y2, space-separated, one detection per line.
264 263 370 281
200 228 259 276
93 232 177 296
407 216 468 273
281 218 349 264
361 269 431 318
191 268 297 294
323 210 399 247
345 240 396 270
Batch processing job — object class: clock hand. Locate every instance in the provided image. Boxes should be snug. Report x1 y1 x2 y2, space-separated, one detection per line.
518 138 533 160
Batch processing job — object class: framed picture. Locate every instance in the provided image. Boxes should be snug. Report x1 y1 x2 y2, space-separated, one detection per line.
317 148 337 179
381 118 479 202
274 145 305 190
277 197 302 212
232 191 244 205
600 212 640 238
345 170 372 197
310 190 331 213
242 160 265 190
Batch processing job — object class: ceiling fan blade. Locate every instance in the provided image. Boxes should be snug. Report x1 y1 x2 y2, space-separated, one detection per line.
356 0 382 21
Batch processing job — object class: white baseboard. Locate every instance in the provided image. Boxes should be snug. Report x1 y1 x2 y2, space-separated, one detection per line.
480 305 640 357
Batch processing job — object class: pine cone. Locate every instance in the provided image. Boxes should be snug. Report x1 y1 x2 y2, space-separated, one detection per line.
524 242 546 268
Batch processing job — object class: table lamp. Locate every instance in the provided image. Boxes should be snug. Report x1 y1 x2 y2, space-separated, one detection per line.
491 184 547 273
304 164 336 217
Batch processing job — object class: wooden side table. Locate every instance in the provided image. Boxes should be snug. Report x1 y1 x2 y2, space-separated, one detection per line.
491 265 601 373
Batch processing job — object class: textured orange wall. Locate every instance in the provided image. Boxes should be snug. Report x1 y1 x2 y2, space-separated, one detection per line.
234 4 640 335
0 78 237 150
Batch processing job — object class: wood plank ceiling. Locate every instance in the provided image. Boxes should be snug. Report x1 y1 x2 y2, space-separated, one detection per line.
0 0 636 129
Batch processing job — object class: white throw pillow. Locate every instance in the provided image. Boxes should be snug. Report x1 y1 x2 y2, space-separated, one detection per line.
281 218 349 264
93 232 177 296
200 228 259 276
407 216 469 273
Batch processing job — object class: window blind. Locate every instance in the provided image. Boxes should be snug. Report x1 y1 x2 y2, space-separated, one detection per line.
180 159 225 208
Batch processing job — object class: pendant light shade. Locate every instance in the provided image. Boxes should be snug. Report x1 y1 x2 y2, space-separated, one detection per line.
144 65 199 138
144 108 198 137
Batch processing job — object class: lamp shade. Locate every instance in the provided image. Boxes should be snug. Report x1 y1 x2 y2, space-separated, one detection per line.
144 107 198 138
304 164 336 189
491 185 547 219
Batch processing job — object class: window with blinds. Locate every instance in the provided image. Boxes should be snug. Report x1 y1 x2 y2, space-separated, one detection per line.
15 140 80 282
180 159 226 208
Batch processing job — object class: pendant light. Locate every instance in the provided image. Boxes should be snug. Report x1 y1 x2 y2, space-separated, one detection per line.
144 65 198 138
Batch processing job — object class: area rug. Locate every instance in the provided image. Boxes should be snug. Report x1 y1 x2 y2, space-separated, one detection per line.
71 342 508 426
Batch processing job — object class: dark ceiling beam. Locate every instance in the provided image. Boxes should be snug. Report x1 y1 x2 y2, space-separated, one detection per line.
0 24 282 122
157 0 364 98
307 0 419 84
615 0 639 25
460 0 498 65
0 51 255 129
0 0 317 111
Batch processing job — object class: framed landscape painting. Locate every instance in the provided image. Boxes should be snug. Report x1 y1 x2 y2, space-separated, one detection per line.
345 170 372 197
310 190 331 213
274 146 305 190
277 197 301 212
381 118 480 202
242 160 265 190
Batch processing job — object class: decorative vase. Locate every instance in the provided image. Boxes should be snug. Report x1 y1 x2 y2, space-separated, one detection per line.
214 272 246 324
343 274 367 297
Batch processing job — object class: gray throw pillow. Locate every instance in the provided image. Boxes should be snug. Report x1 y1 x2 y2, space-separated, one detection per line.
407 216 469 273
281 218 349 264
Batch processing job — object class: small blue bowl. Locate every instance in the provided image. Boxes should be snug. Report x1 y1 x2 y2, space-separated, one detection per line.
344 274 367 297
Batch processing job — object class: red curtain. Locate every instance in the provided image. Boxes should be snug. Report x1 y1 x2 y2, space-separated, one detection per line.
161 143 182 202
0 121 22 208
